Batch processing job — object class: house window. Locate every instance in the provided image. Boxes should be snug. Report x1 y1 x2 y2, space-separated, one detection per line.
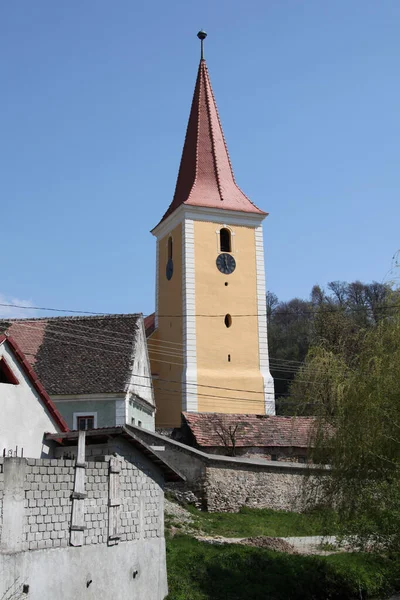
77 416 94 430
131 417 135 426
224 314 232 328
220 228 231 252
271 454 278 461
73 412 97 430
168 236 173 261
138 420 142 428
0 358 19 385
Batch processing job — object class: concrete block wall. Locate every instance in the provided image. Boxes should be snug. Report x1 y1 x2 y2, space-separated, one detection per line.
24 459 74 551
0 461 3 538
0 455 163 552
0 449 168 600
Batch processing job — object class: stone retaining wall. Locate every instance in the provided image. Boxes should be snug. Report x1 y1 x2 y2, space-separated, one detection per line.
129 425 325 513
204 463 315 512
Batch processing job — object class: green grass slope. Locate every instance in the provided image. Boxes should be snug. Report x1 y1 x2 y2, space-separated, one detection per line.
166 535 400 600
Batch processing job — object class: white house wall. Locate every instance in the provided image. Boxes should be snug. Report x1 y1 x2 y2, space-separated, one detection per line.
126 319 155 431
0 343 58 458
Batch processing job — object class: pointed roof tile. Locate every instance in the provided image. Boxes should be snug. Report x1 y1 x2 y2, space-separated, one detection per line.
159 59 266 224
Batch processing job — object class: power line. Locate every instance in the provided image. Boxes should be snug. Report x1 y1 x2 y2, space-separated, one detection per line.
4 314 360 373
10 320 333 389
2 301 400 318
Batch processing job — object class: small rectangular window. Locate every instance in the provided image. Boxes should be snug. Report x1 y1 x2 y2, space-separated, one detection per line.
271 454 278 461
77 416 94 430
138 421 142 428
131 417 135 426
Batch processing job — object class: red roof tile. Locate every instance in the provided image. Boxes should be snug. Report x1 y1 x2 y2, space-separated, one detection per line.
183 412 316 448
157 59 266 226
144 313 155 337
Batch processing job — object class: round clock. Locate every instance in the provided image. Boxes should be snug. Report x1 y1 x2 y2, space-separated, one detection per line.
216 253 236 275
166 258 174 280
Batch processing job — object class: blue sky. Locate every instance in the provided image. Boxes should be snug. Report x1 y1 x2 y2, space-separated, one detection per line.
1 1 399 318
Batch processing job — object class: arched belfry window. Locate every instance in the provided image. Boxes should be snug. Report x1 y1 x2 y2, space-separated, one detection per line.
168 236 173 261
220 228 231 253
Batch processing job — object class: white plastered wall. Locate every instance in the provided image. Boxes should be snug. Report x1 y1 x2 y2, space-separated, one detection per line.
255 225 276 414
0 342 59 458
125 318 155 431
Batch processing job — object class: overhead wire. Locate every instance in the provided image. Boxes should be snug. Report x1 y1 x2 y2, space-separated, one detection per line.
10 320 336 390
2 301 400 318
8 315 338 372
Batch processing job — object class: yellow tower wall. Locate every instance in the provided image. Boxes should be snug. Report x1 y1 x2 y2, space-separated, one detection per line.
151 222 183 427
193 220 265 414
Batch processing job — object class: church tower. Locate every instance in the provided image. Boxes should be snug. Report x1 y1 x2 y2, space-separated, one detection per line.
150 32 275 428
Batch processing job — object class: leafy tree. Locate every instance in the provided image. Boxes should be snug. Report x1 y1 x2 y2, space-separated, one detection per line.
267 280 399 413
294 316 400 554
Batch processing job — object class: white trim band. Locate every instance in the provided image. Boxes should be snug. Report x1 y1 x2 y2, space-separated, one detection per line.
255 225 275 415
182 218 198 412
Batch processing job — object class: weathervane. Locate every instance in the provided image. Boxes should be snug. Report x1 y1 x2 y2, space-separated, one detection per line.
197 30 207 60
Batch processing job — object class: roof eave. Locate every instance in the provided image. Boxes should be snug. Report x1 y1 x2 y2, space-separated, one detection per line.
45 427 185 483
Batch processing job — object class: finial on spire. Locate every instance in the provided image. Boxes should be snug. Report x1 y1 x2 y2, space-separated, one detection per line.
197 30 207 60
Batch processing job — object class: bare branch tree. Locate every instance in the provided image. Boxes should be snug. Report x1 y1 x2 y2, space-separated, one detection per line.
211 416 242 457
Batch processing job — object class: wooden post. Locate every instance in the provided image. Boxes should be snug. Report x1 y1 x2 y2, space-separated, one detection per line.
108 457 121 545
70 430 87 546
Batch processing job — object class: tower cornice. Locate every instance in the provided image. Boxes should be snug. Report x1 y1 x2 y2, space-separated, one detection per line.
151 204 268 239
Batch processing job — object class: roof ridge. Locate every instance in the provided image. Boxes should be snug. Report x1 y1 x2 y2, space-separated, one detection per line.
202 60 223 202
9 313 143 323
204 61 265 212
186 60 202 205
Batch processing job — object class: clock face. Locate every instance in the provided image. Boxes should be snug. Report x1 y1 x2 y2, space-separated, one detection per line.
216 253 236 275
166 258 174 280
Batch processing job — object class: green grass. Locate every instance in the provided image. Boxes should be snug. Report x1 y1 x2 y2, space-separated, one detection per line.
166 535 400 600
185 504 340 538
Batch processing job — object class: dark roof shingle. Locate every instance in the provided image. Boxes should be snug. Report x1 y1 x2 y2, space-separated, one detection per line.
7 314 142 395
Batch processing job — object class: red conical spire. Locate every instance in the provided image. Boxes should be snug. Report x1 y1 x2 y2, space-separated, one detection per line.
159 35 266 224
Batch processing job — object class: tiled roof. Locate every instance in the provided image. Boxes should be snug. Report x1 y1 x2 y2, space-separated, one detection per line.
156 59 266 226
182 412 316 448
6 314 142 396
144 313 155 337
0 334 68 432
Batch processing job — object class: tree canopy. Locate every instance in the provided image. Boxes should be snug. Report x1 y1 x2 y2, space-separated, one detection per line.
269 278 400 554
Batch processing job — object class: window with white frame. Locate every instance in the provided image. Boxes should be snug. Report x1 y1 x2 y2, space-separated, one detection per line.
73 412 97 431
